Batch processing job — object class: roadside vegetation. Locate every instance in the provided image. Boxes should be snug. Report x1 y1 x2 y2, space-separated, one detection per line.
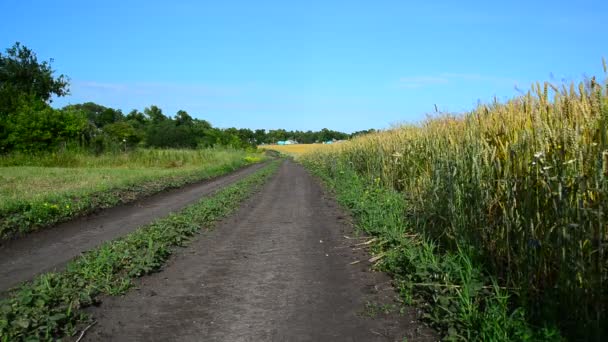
0 160 279 341
0 41 352 240
302 67 608 340
0 148 265 239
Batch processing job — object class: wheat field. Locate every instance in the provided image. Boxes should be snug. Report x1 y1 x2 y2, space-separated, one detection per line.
302 68 608 337
259 143 329 156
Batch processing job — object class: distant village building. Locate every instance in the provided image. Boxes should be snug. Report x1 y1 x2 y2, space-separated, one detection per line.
277 140 298 145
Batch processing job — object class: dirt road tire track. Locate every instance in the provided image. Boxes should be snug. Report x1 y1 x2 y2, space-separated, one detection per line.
0 162 269 292
84 160 436 341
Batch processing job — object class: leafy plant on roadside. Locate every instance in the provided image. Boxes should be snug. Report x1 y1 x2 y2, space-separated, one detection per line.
0 160 279 341
302 160 561 341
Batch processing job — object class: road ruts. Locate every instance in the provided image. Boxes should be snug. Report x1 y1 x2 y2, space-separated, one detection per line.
0 162 269 292
84 160 436 342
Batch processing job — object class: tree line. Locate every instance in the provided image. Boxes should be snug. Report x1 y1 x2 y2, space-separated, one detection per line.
0 42 374 154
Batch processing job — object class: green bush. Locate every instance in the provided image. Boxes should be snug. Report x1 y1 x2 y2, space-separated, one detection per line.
4 98 88 153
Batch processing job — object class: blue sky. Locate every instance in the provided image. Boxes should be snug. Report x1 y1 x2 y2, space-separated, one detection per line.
1 0 607 132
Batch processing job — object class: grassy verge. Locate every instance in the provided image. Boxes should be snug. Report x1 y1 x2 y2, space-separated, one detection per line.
0 159 279 341
0 148 266 239
302 160 561 341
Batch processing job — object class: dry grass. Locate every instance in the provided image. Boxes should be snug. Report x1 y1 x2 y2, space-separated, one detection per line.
0 148 251 168
258 143 330 156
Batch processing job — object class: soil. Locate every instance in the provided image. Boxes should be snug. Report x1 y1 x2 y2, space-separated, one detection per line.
82 160 437 341
0 162 268 292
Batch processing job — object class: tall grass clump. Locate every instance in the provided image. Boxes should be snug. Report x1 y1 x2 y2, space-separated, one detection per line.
0 147 255 169
303 67 608 339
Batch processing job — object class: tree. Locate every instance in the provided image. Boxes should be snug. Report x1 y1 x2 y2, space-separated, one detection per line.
254 129 267 144
267 129 287 143
126 109 147 127
193 118 212 130
63 102 123 128
5 99 87 152
237 128 255 146
0 42 69 115
103 121 143 146
146 120 200 148
351 128 376 138
144 105 167 124
174 110 193 126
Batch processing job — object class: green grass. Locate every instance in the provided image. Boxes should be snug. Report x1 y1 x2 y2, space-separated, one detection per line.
0 160 280 341
302 159 562 341
0 148 266 239
0 148 258 168
0 167 205 207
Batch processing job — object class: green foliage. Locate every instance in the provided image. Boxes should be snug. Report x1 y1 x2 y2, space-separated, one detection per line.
145 119 205 149
0 148 266 239
0 42 83 154
102 121 143 146
125 109 147 127
303 160 561 341
4 98 88 153
0 42 364 155
0 42 69 116
261 128 351 144
174 109 193 125
143 105 167 124
63 102 124 128
0 161 279 341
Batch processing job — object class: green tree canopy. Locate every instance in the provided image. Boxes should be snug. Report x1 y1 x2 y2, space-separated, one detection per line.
5 99 87 152
144 105 167 124
63 102 123 128
0 42 69 115
174 110 194 126
126 109 147 127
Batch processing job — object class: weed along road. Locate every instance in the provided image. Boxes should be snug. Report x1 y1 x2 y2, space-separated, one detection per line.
0 162 268 292
84 160 435 341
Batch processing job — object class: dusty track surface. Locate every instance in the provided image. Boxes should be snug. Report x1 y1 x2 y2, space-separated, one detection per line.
0 162 268 292
84 160 436 341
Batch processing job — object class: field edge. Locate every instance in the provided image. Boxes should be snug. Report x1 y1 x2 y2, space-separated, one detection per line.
0 156 266 240
0 159 281 341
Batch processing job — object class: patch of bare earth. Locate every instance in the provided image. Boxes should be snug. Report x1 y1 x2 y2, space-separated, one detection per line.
83 160 436 342
0 162 268 292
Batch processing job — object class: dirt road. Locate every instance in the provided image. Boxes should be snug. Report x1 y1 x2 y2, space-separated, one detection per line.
0 162 268 292
84 160 435 341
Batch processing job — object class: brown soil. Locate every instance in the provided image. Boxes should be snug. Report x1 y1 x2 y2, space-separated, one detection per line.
83 160 436 341
0 162 268 292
